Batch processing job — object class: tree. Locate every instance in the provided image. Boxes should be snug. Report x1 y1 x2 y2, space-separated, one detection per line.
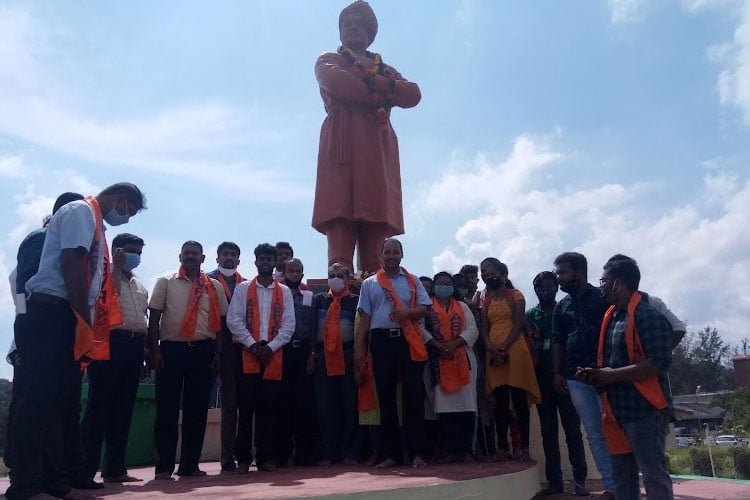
0 378 11 452
713 388 750 435
669 326 734 395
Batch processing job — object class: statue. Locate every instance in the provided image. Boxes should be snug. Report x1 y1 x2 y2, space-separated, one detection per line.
312 0 421 274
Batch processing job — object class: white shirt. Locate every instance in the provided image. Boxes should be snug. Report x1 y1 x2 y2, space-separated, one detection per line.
227 278 295 353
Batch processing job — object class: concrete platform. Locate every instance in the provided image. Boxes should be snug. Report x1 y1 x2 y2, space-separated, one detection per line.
0 461 541 499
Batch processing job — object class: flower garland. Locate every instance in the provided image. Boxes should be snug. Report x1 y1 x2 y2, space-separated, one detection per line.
338 46 397 130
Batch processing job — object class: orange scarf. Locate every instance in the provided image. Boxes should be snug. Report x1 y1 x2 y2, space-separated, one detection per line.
323 289 349 376
597 293 668 455
216 271 244 299
73 197 123 362
357 355 376 411
178 266 221 337
375 268 428 362
242 277 285 380
430 297 470 393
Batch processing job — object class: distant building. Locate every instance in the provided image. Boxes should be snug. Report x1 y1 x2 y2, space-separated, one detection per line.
672 393 725 434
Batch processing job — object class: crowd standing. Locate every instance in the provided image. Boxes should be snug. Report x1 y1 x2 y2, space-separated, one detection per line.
4 186 686 500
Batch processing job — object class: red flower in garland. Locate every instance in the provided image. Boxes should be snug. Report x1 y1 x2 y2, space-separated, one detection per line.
338 46 395 131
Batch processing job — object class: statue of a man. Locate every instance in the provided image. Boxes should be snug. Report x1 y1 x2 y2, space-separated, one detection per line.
312 1 421 273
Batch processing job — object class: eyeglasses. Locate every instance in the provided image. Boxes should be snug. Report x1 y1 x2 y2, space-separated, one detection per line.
599 278 611 286
328 273 347 279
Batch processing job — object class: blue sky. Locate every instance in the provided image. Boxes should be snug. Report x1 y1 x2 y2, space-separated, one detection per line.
1 0 749 379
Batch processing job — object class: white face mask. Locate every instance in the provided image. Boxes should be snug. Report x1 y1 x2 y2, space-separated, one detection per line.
274 269 284 281
328 277 346 293
218 267 237 277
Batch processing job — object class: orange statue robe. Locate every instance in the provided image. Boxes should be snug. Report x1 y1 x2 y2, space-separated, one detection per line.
312 52 421 238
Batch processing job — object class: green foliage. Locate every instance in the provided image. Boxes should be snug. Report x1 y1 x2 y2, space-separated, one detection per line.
670 326 734 395
732 447 750 479
713 388 750 434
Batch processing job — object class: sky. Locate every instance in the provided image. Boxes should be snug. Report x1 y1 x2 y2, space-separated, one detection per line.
0 0 749 380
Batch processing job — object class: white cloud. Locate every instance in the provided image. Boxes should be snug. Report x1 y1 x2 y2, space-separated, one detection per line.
684 0 750 124
424 133 750 346
0 156 26 178
0 5 311 199
608 0 649 24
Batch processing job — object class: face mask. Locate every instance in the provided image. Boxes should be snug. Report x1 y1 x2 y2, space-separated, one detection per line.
457 287 469 299
328 277 346 293
559 280 578 295
284 278 302 289
218 267 237 277
434 285 455 299
274 269 284 281
104 203 130 226
537 289 556 302
485 277 502 290
122 252 141 272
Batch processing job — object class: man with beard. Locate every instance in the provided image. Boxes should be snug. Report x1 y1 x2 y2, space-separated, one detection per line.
577 257 673 500
207 242 245 472
552 252 614 499
148 241 228 479
277 258 319 466
227 243 295 472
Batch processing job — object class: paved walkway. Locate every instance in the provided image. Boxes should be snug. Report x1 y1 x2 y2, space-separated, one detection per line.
532 478 750 500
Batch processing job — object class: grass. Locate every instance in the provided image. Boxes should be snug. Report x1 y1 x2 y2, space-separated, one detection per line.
667 446 748 479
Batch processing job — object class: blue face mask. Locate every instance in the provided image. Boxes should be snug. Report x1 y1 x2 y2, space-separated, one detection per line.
434 284 455 299
123 252 141 272
104 202 130 226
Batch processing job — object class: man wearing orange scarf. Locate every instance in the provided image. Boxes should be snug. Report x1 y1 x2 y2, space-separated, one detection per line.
8 183 146 500
227 243 295 473
576 258 673 500
148 241 228 480
354 238 431 469
312 262 360 465
207 241 245 473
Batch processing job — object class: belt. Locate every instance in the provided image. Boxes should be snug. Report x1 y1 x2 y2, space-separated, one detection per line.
30 292 68 306
288 339 310 348
371 328 402 338
160 338 214 347
110 329 146 339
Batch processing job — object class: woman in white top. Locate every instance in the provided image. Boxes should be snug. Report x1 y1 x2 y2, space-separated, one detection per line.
423 272 479 463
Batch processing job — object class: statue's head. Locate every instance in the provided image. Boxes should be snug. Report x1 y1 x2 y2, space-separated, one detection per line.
339 1 378 50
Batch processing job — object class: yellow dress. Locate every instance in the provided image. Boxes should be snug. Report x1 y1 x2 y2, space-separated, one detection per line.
485 290 540 405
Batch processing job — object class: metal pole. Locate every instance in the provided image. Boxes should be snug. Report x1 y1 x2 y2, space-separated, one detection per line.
705 423 716 477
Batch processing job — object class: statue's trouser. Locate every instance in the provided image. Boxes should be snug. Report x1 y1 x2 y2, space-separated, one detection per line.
326 219 389 274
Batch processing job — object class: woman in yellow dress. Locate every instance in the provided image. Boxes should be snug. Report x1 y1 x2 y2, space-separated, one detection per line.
480 258 540 461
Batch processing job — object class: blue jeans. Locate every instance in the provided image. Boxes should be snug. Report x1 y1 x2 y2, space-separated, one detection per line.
611 411 673 500
567 379 615 492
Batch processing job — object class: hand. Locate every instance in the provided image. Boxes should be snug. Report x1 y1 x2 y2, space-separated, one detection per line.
575 366 616 389
257 345 273 366
211 352 221 373
112 247 125 268
353 348 365 386
306 352 316 376
438 341 455 359
553 373 568 395
149 347 165 372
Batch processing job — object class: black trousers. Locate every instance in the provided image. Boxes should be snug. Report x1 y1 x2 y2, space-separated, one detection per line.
369 331 426 463
439 412 475 455
236 369 282 466
154 339 215 475
493 385 530 451
537 376 588 485
277 343 320 465
80 332 144 479
6 297 84 500
219 339 242 468
314 343 359 462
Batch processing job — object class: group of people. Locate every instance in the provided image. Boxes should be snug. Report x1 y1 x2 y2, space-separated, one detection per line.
3 184 683 500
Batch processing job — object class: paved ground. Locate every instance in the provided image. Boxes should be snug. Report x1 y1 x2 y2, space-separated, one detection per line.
532 478 750 500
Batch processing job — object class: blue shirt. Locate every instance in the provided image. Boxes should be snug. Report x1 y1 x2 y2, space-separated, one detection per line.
357 269 431 329
25 200 102 306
